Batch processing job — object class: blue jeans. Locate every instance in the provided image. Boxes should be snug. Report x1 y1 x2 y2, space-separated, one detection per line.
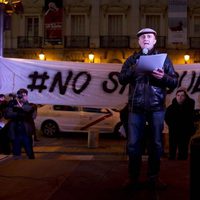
127 111 164 179
12 123 35 159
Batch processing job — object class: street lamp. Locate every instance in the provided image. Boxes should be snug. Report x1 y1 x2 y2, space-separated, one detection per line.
184 54 190 64
88 52 94 63
39 50 46 60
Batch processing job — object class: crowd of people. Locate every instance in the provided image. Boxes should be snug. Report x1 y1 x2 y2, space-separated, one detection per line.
0 88 38 159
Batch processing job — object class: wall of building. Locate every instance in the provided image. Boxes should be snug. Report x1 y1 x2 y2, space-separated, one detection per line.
3 0 200 64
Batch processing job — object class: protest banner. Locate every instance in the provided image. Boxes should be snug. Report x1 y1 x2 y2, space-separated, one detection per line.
0 57 200 108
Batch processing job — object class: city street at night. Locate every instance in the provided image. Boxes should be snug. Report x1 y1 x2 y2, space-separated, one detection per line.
0 0 199 200
0 133 190 200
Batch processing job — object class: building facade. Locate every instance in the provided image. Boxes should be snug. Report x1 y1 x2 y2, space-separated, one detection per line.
2 0 200 64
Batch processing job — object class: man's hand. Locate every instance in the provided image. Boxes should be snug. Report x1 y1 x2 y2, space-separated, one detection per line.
152 68 164 79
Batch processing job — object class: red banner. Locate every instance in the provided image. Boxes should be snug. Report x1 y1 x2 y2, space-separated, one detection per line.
44 0 63 45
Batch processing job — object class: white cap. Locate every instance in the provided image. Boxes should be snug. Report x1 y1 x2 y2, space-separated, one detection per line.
137 28 157 37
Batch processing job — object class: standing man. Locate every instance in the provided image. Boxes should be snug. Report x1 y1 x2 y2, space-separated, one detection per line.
165 87 195 160
0 94 11 154
118 28 178 190
5 88 35 159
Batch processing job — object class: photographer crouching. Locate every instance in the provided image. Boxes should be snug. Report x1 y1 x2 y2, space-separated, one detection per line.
4 88 35 159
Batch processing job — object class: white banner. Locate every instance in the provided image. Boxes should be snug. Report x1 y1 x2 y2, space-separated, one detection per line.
0 57 128 108
1 57 200 109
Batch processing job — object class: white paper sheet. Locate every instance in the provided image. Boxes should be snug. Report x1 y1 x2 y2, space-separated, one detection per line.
136 53 167 72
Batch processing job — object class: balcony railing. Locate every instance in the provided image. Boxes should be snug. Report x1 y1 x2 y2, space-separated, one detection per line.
189 37 200 49
100 36 130 48
16 35 165 49
17 36 43 48
156 36 166 48
64 36 89 48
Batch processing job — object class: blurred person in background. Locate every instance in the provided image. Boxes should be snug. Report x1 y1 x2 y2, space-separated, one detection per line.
0 94 11 154
119 103 129 138
165 87 195 160
30 103 39 143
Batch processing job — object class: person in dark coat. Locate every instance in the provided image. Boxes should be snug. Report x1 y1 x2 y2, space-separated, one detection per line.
165 87 195 160
0 94 11 154
4 88 35 159
30 103 39 142
118 27 178 190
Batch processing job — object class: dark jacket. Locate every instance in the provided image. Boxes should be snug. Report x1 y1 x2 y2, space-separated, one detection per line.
4 99 35 140
165 96 195 136
0 100 8 120
118 49 178 113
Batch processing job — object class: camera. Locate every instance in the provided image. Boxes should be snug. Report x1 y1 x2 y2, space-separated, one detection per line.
9 93 23 100
9 93 16 99
17 94 23 99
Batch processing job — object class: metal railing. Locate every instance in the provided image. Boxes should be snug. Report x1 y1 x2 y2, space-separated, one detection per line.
156 36 166 48
14 36 200 50
100 36 130 48
64 36 89 48
189 37 200 49
17 36 43 48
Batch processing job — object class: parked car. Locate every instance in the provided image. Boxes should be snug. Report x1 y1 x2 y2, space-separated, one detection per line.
34 105 122 137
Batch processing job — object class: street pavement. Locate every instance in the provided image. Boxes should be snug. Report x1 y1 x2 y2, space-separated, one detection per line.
0 134 191 200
